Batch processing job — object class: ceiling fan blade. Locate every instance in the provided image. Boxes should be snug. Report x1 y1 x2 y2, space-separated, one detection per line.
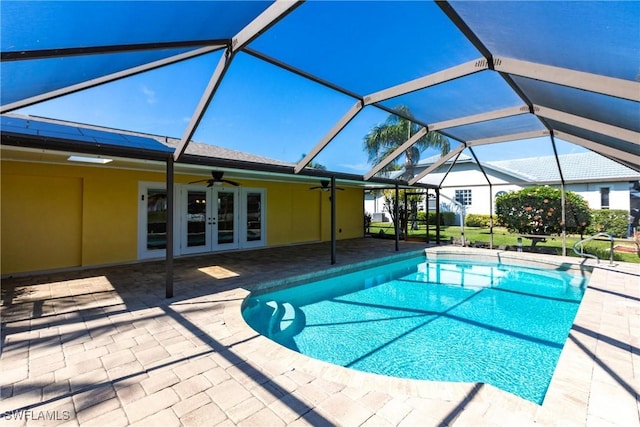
188 179 209 184
222 179 240 186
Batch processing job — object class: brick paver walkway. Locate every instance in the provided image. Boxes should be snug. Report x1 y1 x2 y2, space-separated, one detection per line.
1 239 638 426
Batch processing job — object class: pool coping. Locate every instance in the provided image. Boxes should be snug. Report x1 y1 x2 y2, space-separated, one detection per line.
229 247 639 426
1 240 636 426
248 249 425 295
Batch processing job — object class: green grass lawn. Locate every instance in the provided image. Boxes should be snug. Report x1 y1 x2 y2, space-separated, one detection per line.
368 222 640 264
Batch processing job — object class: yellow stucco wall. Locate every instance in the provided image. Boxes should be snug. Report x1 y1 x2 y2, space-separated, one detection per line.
1 172 83 273
319 187 365 241
336 188 366 240
1 161 162 274
1 160 364 275
265 182 322 245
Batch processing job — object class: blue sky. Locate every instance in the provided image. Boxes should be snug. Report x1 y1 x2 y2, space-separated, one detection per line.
17 50 585 174
13 1 587 174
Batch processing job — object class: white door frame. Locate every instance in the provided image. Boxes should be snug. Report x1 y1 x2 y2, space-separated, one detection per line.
137 181 180 259
240 188 267 249
139 182 266 259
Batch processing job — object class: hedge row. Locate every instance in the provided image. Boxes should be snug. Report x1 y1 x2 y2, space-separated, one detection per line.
415 211 456 226
465 214 492 228
585 209 629 238
461 209 629 238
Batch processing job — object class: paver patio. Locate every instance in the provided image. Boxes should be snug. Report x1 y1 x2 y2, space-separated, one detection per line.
1 239 638 426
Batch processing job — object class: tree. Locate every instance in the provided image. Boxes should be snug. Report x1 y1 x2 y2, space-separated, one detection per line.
495 186 590 236
299 153 326 170
381 189 424 236
363 105 450 180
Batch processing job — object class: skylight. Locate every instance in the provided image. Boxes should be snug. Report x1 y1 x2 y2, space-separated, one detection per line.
67 155 112 164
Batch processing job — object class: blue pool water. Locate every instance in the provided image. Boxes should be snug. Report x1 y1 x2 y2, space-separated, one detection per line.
242 256 588 404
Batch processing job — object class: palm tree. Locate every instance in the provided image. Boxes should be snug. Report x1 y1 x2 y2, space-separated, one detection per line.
299 153 327 170
363 105 449 180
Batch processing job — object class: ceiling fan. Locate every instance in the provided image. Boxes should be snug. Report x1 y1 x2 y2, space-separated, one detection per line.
309 180 344 192
189 171 239 187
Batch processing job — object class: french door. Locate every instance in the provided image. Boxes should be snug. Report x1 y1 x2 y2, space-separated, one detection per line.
181 186 266 255
182 186 239 254
139 183 265 259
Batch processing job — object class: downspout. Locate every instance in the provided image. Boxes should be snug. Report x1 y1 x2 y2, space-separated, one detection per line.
331 176 336 265
550 134 567 256
439 150 465 245
166 157 174 299
439 192 467 246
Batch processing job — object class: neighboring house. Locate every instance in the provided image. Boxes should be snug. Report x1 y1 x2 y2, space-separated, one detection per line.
1 115 366 276
365 152 640 228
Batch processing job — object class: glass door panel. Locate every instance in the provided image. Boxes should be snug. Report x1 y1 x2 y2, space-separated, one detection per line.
178 186 261 254
186 190 207 248
246 192 261 242
213 189 239 249
146 189 167 250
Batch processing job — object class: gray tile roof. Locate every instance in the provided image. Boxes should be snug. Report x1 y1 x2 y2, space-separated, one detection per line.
487 152 640 182
416 151 639 182
162 137 293 167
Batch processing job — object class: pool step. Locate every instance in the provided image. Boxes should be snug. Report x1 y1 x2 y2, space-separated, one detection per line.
266 301 305 339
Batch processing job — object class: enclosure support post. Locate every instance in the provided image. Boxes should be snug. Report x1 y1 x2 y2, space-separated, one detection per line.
395 183 399 251
551 134 567 256
426 189 430 244
560 184 567 256
436 188 441 244
165 157 174 299
404 191 409 239
489 184 494 250
331 176 336 265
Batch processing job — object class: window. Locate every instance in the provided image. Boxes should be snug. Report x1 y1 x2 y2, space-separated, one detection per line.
600 187 610 209
455 189 472 206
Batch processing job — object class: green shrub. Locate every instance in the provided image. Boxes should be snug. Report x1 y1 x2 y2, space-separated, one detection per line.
415 211 456 225
465 214 492 228
586 210 628 238
495 186 590 235
441 212 456 226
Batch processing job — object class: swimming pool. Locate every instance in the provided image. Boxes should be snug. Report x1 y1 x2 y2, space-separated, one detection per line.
242 254 588 404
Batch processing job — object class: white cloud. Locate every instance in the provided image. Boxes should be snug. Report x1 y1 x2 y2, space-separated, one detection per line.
339 162 370 172
141 85 157 104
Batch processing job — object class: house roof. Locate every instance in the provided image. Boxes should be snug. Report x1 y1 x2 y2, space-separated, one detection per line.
1 1 638 186
415 151 640 185
165 137 293 167
0 114 174 159
1 113 293 165
487 152 640 183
